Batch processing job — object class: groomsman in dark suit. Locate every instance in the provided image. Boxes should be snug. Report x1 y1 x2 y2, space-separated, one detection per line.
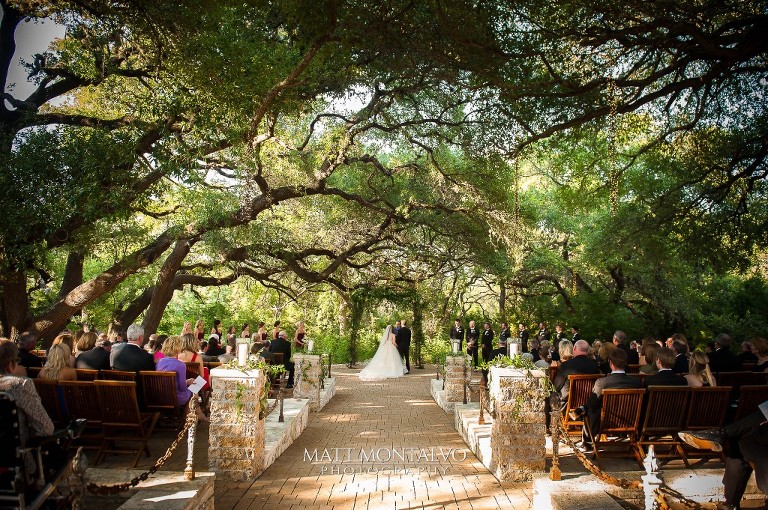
571 325 582 342
467 321 480 367
518 324 529 353
396 320 412 373
481 322 494 364
498 322 511 349
645 347 688 386
450 319 465 351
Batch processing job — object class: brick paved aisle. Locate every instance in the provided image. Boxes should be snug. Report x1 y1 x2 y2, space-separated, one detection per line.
214 364 533 510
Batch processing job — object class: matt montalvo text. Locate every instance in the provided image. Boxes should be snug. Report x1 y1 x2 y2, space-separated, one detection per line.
303 447 468 475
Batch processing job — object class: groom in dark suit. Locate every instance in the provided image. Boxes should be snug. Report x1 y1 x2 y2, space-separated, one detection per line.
396 319 412 374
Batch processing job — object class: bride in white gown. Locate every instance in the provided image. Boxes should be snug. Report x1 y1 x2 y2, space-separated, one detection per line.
358 325 406 380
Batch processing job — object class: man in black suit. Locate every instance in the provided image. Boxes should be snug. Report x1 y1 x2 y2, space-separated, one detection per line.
111 323 154 372
16 332 43 372
269 331 294 387
480 322 494 364
498 322 511 349
679 409 768 510
396 320 412 374
449 319 465 351
467 321 480 367
76 338 111 371
571 325 582 342
671 341 689 374
518 324 529 353
553 340 600 399
573 348 642 451
537 322 551 343
612 330 639 365
709 333 743 373
645 347 687 386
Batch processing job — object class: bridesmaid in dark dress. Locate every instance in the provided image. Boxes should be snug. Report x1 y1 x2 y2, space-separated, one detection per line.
272 320 281 340
257 322 268 342
295 321 307 350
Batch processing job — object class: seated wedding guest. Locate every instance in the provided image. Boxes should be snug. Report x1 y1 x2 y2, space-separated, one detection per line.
270 331 294 387
39 344 77 382
613 330 639 365
178 333 209 390
678 409 768 510
645 347 687 386
570 348 642 452
739 341 759 365
0 339 58 471
553 340 600 400
153 334 168 362
16 332 43 373
111 323 154 372
551 340 573 367
294 321 307 350
597 342 616 375
710 333 743 373
590 340 603 360
705 342 716 354
251 342 273 362
685 351 717 387
219 345 236 363
671 340 689 374
74 330 96 359
638 343 660 375
50 332 76 368
528 338 541 362
156 335 208 422
205 335 226 357
637 337 656 365
752 338 768 372
197 341 207 355
535 344 552 368
76 333 110 370
145 337 157 354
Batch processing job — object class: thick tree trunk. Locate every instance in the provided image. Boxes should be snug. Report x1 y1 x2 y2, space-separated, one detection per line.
1 269 29 336
498 281 506 323
142 240 192 334
113 286 156 333
24 230 175 341
58 251 84 299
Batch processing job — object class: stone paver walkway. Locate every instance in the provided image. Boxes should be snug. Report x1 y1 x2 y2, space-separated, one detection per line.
214 365 532 510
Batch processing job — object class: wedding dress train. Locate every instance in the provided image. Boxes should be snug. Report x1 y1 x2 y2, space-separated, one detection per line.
358 325 405 380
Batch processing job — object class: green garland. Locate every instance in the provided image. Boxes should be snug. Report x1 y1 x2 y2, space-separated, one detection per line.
220 359 286 419
479 355 556 415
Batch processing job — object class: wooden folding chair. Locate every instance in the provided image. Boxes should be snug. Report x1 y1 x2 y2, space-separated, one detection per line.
100 369 136 382
715 372 754 400
59 381 105 457
626 364 640 374
74 369 99 381
32 378 67 428
638 386 690 466
681 386 731 463
548 365 559 383
562 374 602 434
139 371 185 429
185 362 202 379
587 388 646 469
94 380 159 467
733 385 768 422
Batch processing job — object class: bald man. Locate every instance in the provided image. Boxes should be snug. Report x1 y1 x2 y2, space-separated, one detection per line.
553 340 601 400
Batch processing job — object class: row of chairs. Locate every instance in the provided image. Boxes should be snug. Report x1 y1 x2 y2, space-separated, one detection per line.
560 376 768 468
32 375 179 467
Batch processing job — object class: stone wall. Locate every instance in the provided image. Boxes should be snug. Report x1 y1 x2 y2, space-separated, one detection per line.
443 354 471 405
293 354 322 410
488 366 547 482
208 367 266 481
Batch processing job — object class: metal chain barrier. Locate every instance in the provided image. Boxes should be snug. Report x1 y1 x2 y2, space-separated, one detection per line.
86 399 198 495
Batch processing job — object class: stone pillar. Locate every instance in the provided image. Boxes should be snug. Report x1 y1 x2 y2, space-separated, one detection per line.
293 353 322 410
208 367 266 480
488 366 547 481
444 354 471 404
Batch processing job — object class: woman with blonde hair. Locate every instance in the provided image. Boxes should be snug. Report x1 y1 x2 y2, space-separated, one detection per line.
551 339 573 367
51 332 76 367
294 321 307 350
193 320 205 341
39 344 76 381
685 351 717 387
157 335 208 422
177 333 209 390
